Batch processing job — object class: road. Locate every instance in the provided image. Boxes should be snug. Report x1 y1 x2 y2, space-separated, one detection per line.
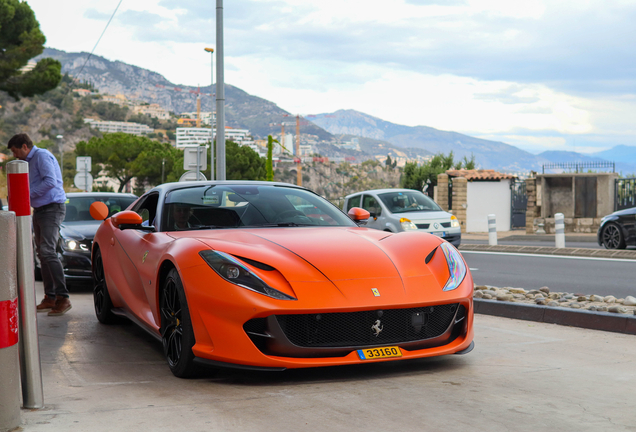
18 283 636 431
462 251 636 297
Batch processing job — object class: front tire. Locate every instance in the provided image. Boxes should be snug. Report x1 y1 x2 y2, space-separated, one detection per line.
160 268 198 378
92 248 117 324
602 223 626 249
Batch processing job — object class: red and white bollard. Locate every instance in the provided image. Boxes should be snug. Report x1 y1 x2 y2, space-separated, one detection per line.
0 211 21 430
7 160 44 409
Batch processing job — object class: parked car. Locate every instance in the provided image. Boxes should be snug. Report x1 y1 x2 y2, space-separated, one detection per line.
34 192 138 285
90 181 474 377
597 206 636 249
344 189 461 246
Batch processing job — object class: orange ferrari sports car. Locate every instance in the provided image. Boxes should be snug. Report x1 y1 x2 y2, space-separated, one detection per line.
91 181 474 377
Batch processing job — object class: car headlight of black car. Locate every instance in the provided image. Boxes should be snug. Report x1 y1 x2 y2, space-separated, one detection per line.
199 250 296 300
439 242 467 291
61 237 90 252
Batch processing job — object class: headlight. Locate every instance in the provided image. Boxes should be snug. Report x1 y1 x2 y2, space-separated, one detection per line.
62 238 90 252
439 242 467 291
400 217 417 230
450 215 460 228
199 250 296 300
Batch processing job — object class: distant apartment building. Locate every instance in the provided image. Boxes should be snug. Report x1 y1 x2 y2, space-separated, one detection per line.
84 119 153 135
176 127 256 151
100 94 128 106
133 103 170 120
335 137 360 151
180 111 215 126
19 61 37 74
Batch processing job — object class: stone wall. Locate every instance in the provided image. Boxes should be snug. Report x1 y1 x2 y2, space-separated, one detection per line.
452 177 468 233
437 174 449 211
525 177 538 234
532 217 603 234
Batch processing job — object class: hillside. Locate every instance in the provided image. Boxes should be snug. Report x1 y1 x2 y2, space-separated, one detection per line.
311 109 549 171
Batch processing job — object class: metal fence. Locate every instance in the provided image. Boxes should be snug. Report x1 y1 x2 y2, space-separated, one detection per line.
615 178 636 211
542 161 615 174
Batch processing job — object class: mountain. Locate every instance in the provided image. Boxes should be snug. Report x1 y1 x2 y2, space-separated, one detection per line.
35 48 332 140
310 109 547 171
592 145 636 168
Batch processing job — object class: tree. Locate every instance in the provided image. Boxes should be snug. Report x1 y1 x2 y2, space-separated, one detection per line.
0 0 62 99
75 133 182 192
266 135 276 181
226 141 266 181
400 151 477 192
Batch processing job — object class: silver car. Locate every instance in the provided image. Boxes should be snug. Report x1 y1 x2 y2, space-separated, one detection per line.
344 188 461 246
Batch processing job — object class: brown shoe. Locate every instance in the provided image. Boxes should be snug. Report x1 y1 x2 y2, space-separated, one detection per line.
48 296 72 316
36 296 56 313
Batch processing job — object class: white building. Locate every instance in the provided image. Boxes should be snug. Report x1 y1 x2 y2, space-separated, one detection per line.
180 111 215 126
176 128 213 148
84 119 153 136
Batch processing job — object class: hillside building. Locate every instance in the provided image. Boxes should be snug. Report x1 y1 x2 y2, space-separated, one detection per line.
180 111 215 126
84 119 153 136
133 103 170 120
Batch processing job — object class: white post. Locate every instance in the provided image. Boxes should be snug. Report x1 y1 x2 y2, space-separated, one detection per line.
555 213 565 248
488 214 497 246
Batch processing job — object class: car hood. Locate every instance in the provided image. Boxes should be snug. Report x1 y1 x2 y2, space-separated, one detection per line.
61 221 102 240
181 227 397 279
606 207 636 217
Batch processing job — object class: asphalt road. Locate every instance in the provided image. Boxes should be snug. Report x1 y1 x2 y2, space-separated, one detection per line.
462 251 636 297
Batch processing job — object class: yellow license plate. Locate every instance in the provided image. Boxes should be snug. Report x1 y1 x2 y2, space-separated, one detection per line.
357 346 402 360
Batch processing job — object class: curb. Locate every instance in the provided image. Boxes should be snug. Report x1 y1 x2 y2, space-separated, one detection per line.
474 299 636 335
459 244 636 259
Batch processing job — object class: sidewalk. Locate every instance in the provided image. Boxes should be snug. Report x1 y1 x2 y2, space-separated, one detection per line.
462 230 598 242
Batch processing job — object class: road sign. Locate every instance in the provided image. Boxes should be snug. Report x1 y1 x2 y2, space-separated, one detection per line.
179 170 207 182
183 146 207 171
74 172 94 191
76 156 91 172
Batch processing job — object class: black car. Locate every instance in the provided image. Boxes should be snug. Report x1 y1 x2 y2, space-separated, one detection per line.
34 192 138 286
597 206 636 249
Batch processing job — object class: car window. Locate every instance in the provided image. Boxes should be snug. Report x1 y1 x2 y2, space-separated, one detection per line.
378 191 442 214
132 193 159 225
361 195 382 216
64 195 137 222
161 184 356 230
345 195 361 212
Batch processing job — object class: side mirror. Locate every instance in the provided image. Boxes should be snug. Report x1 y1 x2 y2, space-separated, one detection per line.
111 210 143 229
90 202 109 221
348 207 370 225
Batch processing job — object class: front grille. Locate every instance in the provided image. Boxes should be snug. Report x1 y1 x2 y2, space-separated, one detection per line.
275 303 459 348
441 222 451 228
416 223 430 229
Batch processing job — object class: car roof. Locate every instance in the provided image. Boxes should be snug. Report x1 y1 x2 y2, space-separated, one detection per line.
146 180 309 195
345 189 422 199
66 192 138 198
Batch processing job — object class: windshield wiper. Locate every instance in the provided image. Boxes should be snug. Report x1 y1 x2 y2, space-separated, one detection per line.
189 225 235 230
258 222 314 227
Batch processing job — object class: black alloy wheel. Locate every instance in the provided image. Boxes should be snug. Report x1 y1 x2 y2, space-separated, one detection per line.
92 248 117 324
160 268 198 378
602 223 626 249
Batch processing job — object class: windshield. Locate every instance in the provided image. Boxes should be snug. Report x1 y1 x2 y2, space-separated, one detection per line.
65 195 137 222
378 191 442 214
161 184 356 231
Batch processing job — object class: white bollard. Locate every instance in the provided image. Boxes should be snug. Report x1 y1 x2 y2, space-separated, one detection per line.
555 213 565 248
487 214 497 246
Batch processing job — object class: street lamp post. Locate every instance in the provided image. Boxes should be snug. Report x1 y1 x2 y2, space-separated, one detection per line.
56 135 63 181
204 47 215 181
216 0 226 180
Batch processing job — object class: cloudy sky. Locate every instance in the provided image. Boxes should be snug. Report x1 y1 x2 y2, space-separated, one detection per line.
28 0 636 154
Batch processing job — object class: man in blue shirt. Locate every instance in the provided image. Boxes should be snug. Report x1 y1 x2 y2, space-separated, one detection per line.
8 133 71 316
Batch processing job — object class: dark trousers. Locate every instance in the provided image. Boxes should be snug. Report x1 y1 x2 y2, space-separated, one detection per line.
33 203 68 298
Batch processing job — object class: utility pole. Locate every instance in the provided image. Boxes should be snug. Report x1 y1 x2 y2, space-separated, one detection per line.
215 0 226 180
204 47 215 180
56 135 63 181
296 115 301 186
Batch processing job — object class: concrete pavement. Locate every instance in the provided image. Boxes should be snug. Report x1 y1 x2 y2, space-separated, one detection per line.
12 282 636 431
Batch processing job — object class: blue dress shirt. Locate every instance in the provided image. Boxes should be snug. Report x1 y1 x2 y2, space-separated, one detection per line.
25 146 66 208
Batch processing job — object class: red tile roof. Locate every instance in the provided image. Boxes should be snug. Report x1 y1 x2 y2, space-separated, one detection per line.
445 169 516 181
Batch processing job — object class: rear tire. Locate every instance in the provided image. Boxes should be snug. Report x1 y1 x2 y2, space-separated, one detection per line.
160 268 198 378
602 223 626 249
92 248 117 324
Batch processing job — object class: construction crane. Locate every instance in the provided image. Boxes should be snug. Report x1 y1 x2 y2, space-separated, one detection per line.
283 114 311 187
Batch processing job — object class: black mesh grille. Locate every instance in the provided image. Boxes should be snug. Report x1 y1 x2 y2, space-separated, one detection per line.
441 222 451 228
416 223 430 229
275 303 459 348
